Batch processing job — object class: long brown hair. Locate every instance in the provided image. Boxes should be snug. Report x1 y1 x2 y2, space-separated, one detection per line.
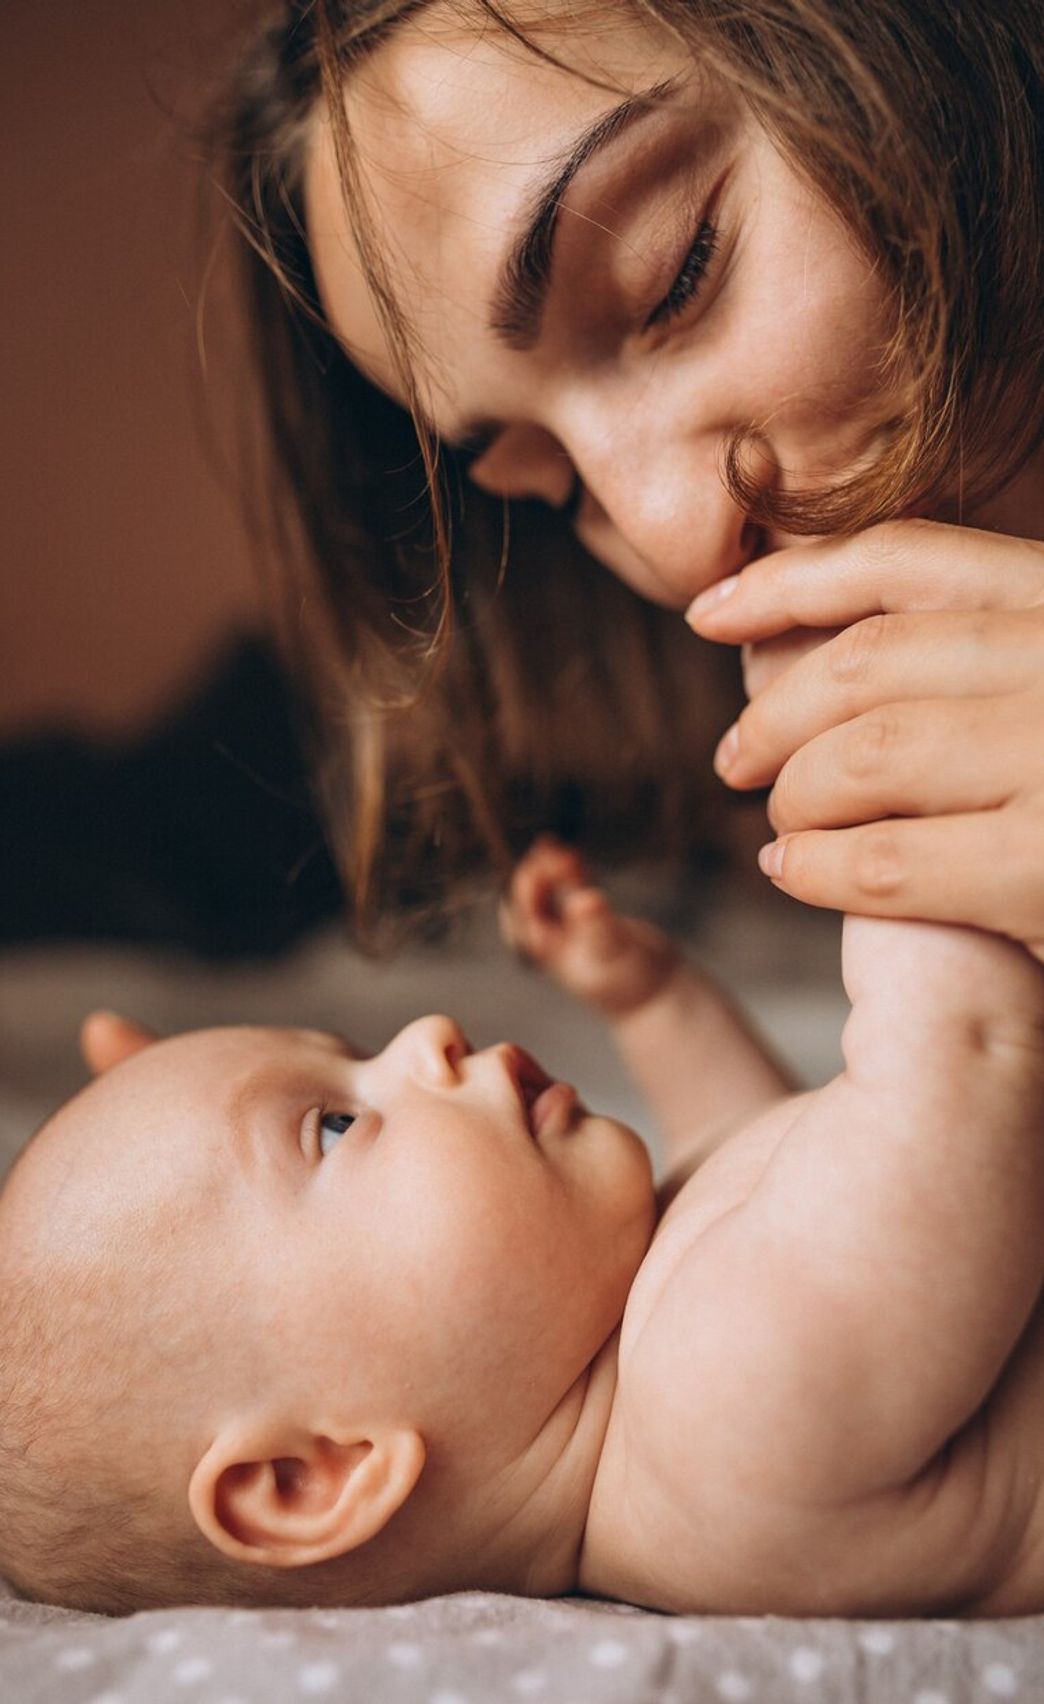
208 0 1043 940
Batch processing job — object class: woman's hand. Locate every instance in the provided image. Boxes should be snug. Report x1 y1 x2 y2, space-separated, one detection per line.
686 519 1044 962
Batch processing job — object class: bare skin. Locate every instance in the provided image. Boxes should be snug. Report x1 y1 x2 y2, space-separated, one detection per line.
304 0 1044 961
4 847 1044 1615
504 841 1044 1616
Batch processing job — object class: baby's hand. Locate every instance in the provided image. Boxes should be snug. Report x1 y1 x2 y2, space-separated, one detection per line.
501 836 679 1017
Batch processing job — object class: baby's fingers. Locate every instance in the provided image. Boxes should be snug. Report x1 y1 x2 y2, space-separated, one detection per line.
501 838 590 956
498 895 560 961
509 837 590 920
562 884 613 926
560 885 626 953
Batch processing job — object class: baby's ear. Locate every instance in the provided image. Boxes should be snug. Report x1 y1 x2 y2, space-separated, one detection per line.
79 1011 159 1076
188 1422 426 1570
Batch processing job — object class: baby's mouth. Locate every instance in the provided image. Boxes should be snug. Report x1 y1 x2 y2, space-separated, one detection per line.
502 1045 581 1140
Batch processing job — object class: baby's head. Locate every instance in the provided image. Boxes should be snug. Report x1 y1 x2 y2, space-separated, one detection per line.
0 1012 653 1613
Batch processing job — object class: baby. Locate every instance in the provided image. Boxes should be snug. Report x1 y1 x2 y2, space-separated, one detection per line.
2 836 1044 1618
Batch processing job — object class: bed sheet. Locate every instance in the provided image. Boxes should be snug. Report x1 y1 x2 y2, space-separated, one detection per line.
1 1579 1041 1703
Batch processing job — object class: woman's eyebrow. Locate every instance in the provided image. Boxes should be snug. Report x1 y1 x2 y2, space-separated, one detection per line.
489 74 684 353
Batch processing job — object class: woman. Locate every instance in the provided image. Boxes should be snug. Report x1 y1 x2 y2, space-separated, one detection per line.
212 0 1044 955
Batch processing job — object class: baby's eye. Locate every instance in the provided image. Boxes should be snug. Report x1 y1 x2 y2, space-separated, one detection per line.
318 1111 356 1156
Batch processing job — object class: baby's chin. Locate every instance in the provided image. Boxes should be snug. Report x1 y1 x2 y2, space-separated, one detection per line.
573 1109 657 1255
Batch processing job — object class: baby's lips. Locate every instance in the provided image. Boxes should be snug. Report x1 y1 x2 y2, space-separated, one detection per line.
497 1042 552 1127
530 1081 581 1140
506 1043 553 1096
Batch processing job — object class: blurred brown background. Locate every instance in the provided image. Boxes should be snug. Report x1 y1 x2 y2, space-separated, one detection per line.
0 0 846 1158
1 0 261 739
0 0 756 962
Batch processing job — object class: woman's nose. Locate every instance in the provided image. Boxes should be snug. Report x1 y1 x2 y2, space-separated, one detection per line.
387 1016 473 1086
572 437 768 607
472 415 768 605
467 424 577 511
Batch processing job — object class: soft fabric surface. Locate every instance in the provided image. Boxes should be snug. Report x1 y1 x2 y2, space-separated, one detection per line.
6 897 1042 1699
0 1579 1040 1703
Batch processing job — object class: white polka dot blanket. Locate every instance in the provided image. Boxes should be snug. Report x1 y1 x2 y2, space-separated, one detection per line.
0 1578 1042 1704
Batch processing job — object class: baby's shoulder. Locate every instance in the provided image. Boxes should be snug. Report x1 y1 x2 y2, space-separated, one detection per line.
584 1100 806 1529
624 1093 809 1346
581 1108 803 1607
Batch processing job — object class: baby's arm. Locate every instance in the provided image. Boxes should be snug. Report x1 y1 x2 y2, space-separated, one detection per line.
642 916 1044 1508
502 839 794 1174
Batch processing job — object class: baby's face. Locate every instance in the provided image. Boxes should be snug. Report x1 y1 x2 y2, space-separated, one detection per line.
14 1017 654 1470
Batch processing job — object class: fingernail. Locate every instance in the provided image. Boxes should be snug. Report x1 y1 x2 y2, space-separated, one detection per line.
758 839 786 879
686 575 740 625
713 723 740 775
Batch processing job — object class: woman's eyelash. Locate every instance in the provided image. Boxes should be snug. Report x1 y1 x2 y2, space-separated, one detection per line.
647 218 720 329
449 219 720 464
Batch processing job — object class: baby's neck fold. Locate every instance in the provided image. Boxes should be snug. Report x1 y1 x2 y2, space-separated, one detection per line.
461 1328 622 1599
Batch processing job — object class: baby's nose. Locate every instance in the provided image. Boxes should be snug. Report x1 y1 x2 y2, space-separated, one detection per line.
397 1015 473 1084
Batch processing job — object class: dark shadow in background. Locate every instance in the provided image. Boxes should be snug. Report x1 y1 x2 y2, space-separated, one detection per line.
1 641 343 958
1 3 346 954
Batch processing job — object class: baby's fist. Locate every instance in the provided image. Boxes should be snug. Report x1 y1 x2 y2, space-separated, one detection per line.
500 837 678 1017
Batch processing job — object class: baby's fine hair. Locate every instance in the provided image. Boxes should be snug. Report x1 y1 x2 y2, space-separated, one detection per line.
0 1254 182 1613
0 1157 388 1614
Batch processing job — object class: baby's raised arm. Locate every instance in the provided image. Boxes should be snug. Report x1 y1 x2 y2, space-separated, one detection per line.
502 839 794 1176
637 917 1044 1522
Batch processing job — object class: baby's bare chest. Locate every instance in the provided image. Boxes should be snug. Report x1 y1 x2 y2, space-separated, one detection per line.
584 1116 1044 1616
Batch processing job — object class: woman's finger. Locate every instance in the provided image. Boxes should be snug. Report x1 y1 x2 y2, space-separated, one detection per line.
757 809 1044 960
740 627 841 697
766 696 1023 834
717 609 1040 789
687 520 1044 643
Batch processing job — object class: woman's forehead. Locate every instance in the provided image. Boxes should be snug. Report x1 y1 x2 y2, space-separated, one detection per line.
303 0 689 413
348 3 659 142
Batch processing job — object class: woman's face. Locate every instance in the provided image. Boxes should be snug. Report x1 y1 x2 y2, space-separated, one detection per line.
305 2 895 609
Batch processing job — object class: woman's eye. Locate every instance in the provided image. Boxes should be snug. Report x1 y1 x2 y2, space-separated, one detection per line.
318 1111 356 1156
646 217 720 330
